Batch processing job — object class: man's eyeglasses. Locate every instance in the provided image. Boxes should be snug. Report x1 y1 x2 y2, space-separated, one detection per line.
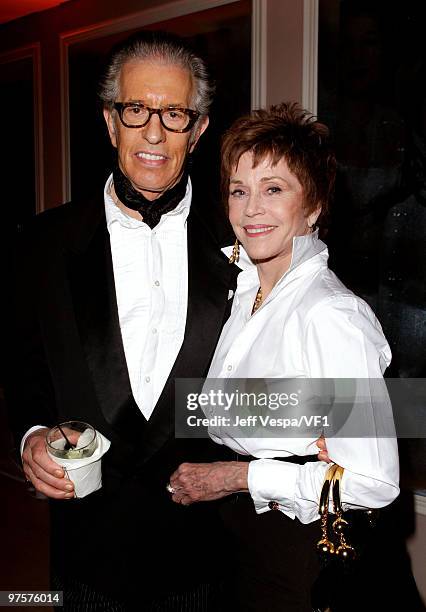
113 102 200 133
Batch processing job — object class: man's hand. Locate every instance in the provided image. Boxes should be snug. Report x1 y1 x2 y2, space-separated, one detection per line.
316 435 331 463
169 461 248 506
22 429 75 499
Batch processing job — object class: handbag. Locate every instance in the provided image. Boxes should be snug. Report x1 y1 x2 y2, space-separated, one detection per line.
317 463 360 562
311 464 426 612
312 463 378 612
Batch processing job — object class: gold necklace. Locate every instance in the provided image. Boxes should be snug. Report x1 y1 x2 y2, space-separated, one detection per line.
251 286 263 315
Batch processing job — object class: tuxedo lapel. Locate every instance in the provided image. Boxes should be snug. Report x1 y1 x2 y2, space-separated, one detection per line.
140 206 238 460
174 207 236 377
65 198 148 442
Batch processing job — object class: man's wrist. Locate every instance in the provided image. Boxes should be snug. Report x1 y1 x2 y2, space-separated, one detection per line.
20 426 48 456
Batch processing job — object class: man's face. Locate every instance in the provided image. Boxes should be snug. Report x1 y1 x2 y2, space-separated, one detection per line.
104 60 208 200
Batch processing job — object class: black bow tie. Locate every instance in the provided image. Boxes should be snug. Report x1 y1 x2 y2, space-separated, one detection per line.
112 164 189 229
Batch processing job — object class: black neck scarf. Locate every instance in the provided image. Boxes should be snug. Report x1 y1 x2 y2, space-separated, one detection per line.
112 164 189 229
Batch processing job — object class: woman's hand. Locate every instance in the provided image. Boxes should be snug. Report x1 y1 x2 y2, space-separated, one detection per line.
169 461 249 505
316 435 331 463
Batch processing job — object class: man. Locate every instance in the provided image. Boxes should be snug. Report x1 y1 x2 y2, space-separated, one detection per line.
7 31 237 610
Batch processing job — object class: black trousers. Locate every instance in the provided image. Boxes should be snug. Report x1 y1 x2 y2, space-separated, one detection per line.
219 493 425 612
52 573 223 611
220 494 321 612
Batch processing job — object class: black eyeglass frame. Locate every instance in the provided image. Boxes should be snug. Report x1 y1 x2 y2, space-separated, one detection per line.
113 102 200 133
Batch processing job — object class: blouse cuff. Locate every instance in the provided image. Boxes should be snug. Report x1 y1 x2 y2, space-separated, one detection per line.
248 458 299 518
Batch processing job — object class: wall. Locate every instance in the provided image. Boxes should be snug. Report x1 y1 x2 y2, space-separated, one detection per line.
0 0 250 210
0 0 309 209
266 0 304 105
0 0 170 209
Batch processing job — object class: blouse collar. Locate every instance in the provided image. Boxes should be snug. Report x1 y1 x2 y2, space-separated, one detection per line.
222 232 328 316
222 230 327 276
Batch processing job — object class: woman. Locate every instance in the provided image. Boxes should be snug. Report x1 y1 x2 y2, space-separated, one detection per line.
169 103 399 611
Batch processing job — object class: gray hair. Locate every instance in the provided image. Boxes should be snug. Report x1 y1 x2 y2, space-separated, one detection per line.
99 30 214 126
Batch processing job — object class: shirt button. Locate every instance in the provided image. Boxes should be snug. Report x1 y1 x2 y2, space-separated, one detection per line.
145 376 151 383
154 280 160 287
268 501 280 511
227 365 233 371
152 328 157 334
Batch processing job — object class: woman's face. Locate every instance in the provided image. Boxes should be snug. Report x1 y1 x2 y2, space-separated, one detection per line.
228 152 319 271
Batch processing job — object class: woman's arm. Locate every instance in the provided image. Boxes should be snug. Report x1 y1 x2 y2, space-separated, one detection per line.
169 461 249 505
169 436 330 505
248 295 399 522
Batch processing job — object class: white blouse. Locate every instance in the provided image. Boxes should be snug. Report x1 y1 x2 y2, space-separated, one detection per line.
207 232 399 524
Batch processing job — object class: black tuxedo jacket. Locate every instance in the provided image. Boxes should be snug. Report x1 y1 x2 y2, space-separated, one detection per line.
7 183 238 602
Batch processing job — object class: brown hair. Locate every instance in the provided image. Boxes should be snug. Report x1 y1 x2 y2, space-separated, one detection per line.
221 102 336 227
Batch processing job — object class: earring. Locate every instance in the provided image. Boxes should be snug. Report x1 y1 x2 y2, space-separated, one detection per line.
229 239 240 264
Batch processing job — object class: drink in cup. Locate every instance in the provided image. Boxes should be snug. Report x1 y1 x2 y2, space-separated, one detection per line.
46 421 102 498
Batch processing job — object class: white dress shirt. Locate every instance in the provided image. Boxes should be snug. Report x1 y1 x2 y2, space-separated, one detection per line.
21 175 191 450
207 232 400 524
105 174 190 420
